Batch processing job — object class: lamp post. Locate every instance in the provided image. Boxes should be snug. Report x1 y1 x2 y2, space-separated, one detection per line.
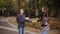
18 0 20 9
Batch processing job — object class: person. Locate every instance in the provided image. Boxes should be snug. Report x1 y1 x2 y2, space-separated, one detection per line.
40 6 49 34
36 6 49 34
16 9 35 34
37 6 48 22
41 12 50 34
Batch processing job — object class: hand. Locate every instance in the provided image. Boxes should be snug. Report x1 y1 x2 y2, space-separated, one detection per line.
34 20 37 22
25 17 29 20
32 20 37 23
32 21 35 23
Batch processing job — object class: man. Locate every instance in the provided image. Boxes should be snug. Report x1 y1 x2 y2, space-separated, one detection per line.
16 9 35 34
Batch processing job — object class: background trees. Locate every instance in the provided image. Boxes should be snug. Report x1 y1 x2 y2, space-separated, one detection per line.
0 0 60 20
0 0 18 16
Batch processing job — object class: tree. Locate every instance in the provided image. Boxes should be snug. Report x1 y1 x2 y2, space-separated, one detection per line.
0 0 18 16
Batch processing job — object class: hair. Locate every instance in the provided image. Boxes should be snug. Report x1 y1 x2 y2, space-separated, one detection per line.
17 9 24 14
42 6 49 17
42 6 48 9
44 13 48 17
17 9 20 14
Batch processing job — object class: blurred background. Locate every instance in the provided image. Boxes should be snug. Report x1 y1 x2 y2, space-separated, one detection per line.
0 0 60 34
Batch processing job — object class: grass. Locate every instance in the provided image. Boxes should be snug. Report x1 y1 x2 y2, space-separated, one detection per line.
49 17 60 30
8 17 60 34
8 17 41 32
8 17 60 30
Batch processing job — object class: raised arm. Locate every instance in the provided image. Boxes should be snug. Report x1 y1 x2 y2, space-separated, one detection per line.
25 17 32 22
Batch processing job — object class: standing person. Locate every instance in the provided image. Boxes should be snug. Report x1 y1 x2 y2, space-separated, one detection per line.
41 6 49 25
41 12 50 34
37 6 49 26
16 9 34 34
40 6 49 34
36 6 49 34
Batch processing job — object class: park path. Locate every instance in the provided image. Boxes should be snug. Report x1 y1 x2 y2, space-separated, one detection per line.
0 17 60 34
0 17 40 34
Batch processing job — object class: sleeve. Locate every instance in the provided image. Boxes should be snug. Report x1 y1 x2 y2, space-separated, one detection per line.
16 14 24 24
25 17 32 22
37 19 41 22
37 12 45 22
24 15 32 22
16 14 19 23
25 20 32 22
37 14 43 22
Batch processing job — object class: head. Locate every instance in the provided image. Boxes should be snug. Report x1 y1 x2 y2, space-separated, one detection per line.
42 6 49 13
42 6 49 17
20 9 24 15
17 9 24 15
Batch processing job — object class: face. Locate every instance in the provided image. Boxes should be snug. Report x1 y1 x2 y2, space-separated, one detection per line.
20 9 24 14
42 7 49 13
42 7 45 12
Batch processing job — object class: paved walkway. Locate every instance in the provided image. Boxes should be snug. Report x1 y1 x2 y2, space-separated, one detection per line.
0 17 40 34
0 17 60 34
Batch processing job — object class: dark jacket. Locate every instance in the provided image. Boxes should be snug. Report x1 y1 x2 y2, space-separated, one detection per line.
17 14 32 29
37 12 45 21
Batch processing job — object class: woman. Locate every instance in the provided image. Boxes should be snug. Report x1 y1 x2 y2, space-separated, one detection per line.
16 9 34 34
41 6 50 34
37 6 48 22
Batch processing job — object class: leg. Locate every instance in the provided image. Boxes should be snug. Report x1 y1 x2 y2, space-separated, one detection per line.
22 28 24 34
42 30 48 34
18 27 24 34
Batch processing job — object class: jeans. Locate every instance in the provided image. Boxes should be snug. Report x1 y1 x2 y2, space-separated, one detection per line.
42 30 48 34
18 27 24 34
